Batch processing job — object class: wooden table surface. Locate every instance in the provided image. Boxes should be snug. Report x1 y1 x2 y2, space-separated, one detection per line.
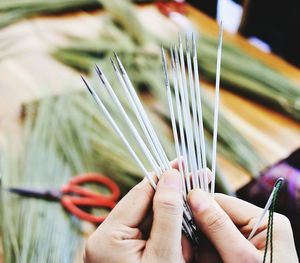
0 3 300 262
186 5 300 188
0 4 299 191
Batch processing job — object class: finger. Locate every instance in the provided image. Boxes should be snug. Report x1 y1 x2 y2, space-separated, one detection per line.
147 169 183 261
170 157 212 178
182 235 193 262
192 168 212 187
106 178 154 227
214 193 263 226
170 157 184 170
139 210 153 240
170 157 212 189
188 189 259 261
250 229 268 250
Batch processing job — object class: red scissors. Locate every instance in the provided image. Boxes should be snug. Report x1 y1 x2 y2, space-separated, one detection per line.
9 173 120 224
156 0 186 17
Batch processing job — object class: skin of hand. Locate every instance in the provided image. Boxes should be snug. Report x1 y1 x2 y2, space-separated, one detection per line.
84 161 192 263
187 189 299 263
84 162 298 263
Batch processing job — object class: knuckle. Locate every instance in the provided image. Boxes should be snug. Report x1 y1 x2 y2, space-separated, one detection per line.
130 183 153 202
154 191 182 216
84 227 122 263
146 243 180 262
205 211 228 232
149 243 170 259
274 213 292 231
84 233 101 263
233 246 261 263
274 213 290 225
84 223 116 262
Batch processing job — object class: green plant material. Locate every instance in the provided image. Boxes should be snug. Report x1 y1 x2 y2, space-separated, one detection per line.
0 0 101 29
1 0 299 119
196 36 300 122
100 0 149 45
1 82 235 262
1 90 175 262
53 17 265 181
52 0 300 122
0 0 149 30
1 99 83 263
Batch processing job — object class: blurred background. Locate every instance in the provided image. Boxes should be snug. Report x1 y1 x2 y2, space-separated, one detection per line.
0 0 299 262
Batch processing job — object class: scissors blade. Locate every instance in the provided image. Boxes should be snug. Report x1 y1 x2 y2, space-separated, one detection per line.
8 187 61 201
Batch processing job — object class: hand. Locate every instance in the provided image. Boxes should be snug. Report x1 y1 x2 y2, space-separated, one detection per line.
84 162 192 263
188 189 298 263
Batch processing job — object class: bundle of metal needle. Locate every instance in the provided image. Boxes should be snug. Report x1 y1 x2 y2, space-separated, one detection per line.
81 24 223 244
161 25 223 197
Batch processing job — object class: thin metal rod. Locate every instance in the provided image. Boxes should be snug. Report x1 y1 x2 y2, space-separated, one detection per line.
95 65 162 178
186 35 202 189
192 32 209 192
83 65 199 243
172 47 191 192
211 23 223 195
247 192 274 241
247 178 284 240
161 47 187 198
81 76 156 189
109 60 167 173
177 37 199 189
114 53 171 171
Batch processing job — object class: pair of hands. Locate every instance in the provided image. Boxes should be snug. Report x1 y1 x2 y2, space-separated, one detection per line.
84 162 298 263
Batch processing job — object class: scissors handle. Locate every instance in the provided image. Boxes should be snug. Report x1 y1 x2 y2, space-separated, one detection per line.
61 196 116 223
156 0 186 17
63 173 120 202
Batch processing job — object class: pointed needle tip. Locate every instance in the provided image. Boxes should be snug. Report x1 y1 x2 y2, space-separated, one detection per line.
161 46 166 58
275 177 284 186
80 75 87 84
95 64 102 75
113 51 119 61
170 47 175 68
112 51 125 73
219 21 224 34
81 76 93 95
110 57 117 71
178 32 183 45
185 34 190 53
192 35 196 57
94 65 106 85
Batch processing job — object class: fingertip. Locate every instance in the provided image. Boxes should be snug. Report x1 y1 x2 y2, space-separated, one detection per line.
107 177 154 227
158 169 182 192
149 168 184 259
170 157 184 170
168 168 181 179
206 168 212 183
187 189 211 213
197 168 212 184
134 177 155 194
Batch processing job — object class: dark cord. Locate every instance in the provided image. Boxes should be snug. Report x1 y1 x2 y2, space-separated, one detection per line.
263 178 283 263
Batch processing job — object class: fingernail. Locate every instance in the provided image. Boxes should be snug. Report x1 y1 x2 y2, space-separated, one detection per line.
162 169 181 191
188 189 210 213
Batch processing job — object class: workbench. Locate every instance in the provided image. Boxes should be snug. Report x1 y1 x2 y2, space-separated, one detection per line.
0 4 299 191
0 3 300 262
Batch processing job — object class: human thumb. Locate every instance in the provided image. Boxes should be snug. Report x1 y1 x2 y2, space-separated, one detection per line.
146 169 183 262
188 189 256 262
